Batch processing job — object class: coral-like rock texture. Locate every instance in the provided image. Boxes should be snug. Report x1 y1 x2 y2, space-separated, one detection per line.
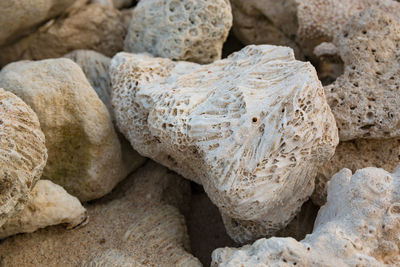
0 4 126 67
0 58 133 202
324 8 400 140
124 0 232 64
212 166 400 266
110 45 338 243
0 0 86 46
0 162 201 267
0 180 87 239
0 89 47 227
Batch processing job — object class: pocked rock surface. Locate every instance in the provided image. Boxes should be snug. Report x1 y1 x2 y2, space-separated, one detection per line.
212 165 400 266
0 161 201 267
110 45 338 243
0 88 47 227
124 0 232 64
0 58 137 202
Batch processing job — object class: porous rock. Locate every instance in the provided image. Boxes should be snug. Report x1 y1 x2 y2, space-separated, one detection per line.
313 138 400 206
0 180 87 239
324 8 400 140
124 0 232 64
212 165 400 266
0 58 137 202
0 4 126 67
0 89 47 227
0 0 87 47
110 45 338 243
0 162 201 267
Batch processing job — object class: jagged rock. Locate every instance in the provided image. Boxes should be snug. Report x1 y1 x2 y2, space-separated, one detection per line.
0 4 126 67
124 0 232 64
0 162 201 267
0 180 87 239
0 88 47 227
312 138 400 206
0 0 87 46
0 58 141 202
212 165 400 266
110 45 338 243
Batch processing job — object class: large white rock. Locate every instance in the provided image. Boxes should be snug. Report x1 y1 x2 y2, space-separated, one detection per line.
110 45 338 243
212 165 400 266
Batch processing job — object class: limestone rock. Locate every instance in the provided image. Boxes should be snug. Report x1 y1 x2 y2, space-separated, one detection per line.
212 166 400 266
0 0 87 46
0 4 126 67
0 89 47 227
124 0 232 64
0 58 136 202
313 138 400 206
229 0 303 59
0 162 201 267
324 8 400 140
110 45 338 243
0 180 87 239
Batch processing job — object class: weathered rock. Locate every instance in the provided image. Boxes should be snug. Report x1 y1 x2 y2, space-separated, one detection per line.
0 58 139 202
0 88 47 227
0 0 87 47
323 8 400 141
0 180 87 239
230 0 303 59
110 45 338 243
0 4 126 67
0 162 201 267
212 165 400 266
124 0 232 64
312 138 400 206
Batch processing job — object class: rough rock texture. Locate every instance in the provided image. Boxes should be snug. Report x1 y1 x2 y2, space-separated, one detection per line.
0 180 87 239
0 0 87 46
229 0 303 59
124 0 232 64
110 45 338 243
324 8 400 140
313 138 400 206
0 162 201 267
0 4 126 67
0 89 47 227
0 58 140 202
212 166 400 266
296 0 400 57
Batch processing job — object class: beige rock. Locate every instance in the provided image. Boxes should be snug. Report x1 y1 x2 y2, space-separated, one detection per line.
230 0 303 59
0 0 87 46
124 0 232 64
0 180 87 239
324 8 400 140
312 138 400 206
0 162 201 267
0 89 47 227
0 58 138 202
110 45 338 243
0 4 126 67
212 166 400 266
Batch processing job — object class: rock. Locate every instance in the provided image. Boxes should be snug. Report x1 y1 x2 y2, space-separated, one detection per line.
0 4 126 67
0 58 139 202
312 138 400 206
0 0 87 46
110 45 338 243
229 0 303 59
212 165 400 266
0 162 201 267
0 180 87 239
0 89 47 227
323 8 400 141
91 0 135 9
124 0 232 64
